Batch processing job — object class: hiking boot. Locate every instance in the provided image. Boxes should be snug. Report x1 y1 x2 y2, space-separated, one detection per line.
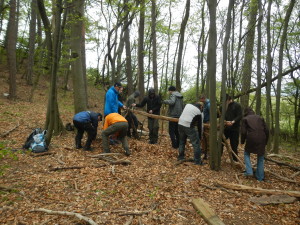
124 148 131 156
76 144 83 149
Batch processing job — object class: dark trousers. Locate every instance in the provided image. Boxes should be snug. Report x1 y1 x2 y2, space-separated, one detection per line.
224 129 239 161
178 125 202 164
101 122 129 152
169 121 179 148
125 112 138 137
148 118 159 144
73 120 97 148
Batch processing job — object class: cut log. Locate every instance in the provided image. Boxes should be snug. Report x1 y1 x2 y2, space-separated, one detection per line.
249 195 297 205
215 181 300 198
192 198 225 225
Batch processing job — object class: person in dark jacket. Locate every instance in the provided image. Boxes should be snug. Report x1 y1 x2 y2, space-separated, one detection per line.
163 86 184 149
178 103 204 165
104 82 126 116
199 94 210 123
73 111 102 151
132 88 162 144
241 107 269 181
224 94 242 161
125 91 140 138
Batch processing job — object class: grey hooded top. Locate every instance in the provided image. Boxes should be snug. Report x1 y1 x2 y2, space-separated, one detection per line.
163 91 184 118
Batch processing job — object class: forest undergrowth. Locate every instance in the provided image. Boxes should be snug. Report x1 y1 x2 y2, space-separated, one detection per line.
0 73 299 225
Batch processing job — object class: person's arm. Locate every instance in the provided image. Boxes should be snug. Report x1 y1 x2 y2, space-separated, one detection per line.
163 94 176 105
135 97 147 108
240 118 247 144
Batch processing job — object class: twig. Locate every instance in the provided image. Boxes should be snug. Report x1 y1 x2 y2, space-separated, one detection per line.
30 208 98 225
0 121 20 137
49 166 86 171
291 171 300 179
31 152 54 157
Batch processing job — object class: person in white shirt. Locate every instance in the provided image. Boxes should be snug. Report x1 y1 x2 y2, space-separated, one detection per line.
178 103 204 165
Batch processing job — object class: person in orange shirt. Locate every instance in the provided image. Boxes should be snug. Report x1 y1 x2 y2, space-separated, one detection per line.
102 113 130 156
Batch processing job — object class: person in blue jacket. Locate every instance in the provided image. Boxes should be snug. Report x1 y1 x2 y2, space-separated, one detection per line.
73 111 102 151
104 82 127 116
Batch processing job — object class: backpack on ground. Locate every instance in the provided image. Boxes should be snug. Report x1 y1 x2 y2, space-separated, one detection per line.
23 128 48 153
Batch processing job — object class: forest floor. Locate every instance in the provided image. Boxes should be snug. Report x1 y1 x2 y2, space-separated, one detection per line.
0 71 299 225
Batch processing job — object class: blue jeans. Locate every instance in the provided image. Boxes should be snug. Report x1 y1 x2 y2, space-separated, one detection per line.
244 151 264 181
178 125 201 164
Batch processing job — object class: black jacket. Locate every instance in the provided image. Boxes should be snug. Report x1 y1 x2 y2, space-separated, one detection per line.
225 101 242 131
136 89 162 115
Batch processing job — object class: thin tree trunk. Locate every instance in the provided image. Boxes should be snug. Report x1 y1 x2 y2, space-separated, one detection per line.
151 0 158 93
207 0 218 170
273 0 296 153
138 0 145 100
7 0 17 100
175 0 190 92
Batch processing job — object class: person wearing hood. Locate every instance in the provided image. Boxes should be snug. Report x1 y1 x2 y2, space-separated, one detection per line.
163 86 184 149
125 91 141 138
132 88 162 144
104 82 127 116
73 111 102 151
241 107 269 181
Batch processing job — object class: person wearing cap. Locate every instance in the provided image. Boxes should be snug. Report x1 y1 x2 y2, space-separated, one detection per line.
73 111 103 151
104 82 127 116
102 113 131 156
224 94 242 161
132 88 162 144
125 91 140 138
178 103 204 165
163 86 184 149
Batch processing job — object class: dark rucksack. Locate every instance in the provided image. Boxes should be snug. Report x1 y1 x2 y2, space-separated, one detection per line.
23 128 48 153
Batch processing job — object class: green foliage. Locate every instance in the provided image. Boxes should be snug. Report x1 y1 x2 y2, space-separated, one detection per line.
0 142 19 176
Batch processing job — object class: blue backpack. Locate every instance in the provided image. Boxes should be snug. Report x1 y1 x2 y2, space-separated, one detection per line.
23 128 48 153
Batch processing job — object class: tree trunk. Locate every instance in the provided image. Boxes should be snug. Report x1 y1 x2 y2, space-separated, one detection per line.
207 0 219 170
138 0 145 100
7 0 17 100
255 0 263 114
70 0 88 113
240 0 258 109
151 0 158 93
26 0 37 86
218 0 234 163
175 0 190 92
273 0 296 153
124 0 133 94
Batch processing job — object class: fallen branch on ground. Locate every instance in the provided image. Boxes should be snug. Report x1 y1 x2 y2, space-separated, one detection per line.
264 168 298 184
0 121 20 138
265 157 300 171
31 152 54 157
49 164 107 171
215 181 300 198
30 208 98 225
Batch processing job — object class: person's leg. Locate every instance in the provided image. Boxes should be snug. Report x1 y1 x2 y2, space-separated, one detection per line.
244 151 253 176
178 125 187 160
84 123 97 150
187 127 202 165
73 120 84 149
148 118 154 143
169 121 177 148
101 123 123 153
116 122 130 155
174 122 179 148
152 119 159 144
230 130 239 161
256 154 265 181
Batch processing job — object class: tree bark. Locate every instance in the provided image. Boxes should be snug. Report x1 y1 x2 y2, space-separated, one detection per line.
70 0 88 113
175 0 190 92
138 0 145 100
273 0 296 153
7 0 17 100
207 0 219 170
151 0 158 93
